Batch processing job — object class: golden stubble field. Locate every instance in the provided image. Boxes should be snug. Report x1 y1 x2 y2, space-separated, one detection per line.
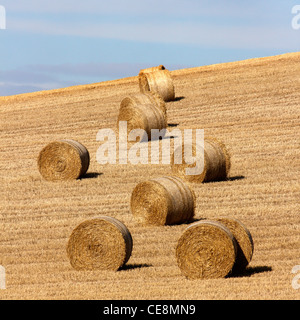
0 52 299 300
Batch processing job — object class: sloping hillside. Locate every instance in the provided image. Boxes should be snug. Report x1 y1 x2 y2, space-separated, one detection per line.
0 52 299 300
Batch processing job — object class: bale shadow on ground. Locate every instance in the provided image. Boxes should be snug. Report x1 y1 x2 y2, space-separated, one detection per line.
174 96 185 102
184 218 206 225
201 175 246 184
80 172 103 180
227 175 246 182
230 266 273 278
120 263 153 271
140 132 178 142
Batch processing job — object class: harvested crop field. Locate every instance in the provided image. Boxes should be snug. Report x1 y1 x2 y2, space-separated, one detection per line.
0 52 299 300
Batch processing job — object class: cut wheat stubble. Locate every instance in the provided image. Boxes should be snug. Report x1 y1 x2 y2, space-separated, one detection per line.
171 137 231 183
176 220 237 279
130 176 195 226
37 139 90 181
139 69 175 102
66 216 133 271
1 52 298 300
118 102 167 140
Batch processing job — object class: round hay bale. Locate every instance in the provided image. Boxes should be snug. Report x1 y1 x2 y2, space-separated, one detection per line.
120 92 166 115
215 218 254 272
171 137 231 183
130 176 195 226
139 70 175 102
38 139 90 181
139 65 165 74
176 220 237 279
118 103 167 140
66 216 133 271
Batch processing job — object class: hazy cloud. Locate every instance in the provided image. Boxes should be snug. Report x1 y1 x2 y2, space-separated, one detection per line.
28 62 187 77
8 17 299 50
1 1 298 96
0 83 44 96
3 0 272 17
0 62 188 96
0 68 77 96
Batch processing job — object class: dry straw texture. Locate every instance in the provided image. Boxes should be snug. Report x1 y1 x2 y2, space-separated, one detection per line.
118 102 167 140
37 139 90 181
1 52 299 299
130 176 195 226
66 216 133 271
139 69 175 102
171 137 231 183
176 220 237 279
139 65 165 74
215 218 254 273
120 92 166 115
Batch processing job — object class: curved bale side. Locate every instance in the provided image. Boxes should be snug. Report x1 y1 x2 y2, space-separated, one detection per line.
139 69 175 102
215 217 254 273
120 92 166 115
118 103 167 141
130 176 195 226
171 137 231 183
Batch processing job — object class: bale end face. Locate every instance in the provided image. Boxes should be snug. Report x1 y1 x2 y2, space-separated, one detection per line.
37 140 90 181
176 220 237 279
131 180 171 226
66 216 133 271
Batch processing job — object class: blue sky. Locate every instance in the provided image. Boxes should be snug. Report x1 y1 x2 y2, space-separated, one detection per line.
0 0 299 96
